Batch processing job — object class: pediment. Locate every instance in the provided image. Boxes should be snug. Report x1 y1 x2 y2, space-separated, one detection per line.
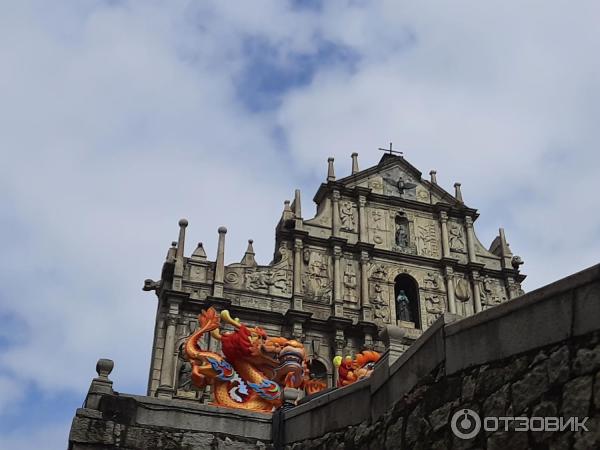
338 154 459 206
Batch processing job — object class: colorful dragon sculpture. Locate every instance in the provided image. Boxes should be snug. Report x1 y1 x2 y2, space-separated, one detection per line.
333 351 381 387
184 307 327 412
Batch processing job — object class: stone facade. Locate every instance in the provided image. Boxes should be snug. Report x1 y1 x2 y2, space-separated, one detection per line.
283 332 600 450
143 153 525 399
68 263 599 449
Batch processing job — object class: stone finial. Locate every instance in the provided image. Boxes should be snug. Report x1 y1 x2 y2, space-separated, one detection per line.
454 182 463 203
282 200 294 221
351 152 359 174
213 226 227 297
176 218 188 259
96 358 114 381
191 242 207 260
241 239 257 267
292 189 302 218
327 157 336 182
430 170 437 184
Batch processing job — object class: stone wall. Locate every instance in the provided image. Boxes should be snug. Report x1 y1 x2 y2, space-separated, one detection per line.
69 263 599 449
69 394 273 450
278 263 600 449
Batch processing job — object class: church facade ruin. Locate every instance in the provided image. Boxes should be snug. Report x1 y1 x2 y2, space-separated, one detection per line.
143 152 526 400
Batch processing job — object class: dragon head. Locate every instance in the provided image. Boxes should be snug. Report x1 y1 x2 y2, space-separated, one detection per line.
218 311 305 370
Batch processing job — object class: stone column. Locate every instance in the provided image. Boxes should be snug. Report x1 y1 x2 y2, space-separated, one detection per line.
293 238 303 310
333 246 343 316
465 216 477 263
445 267 456 314
157 316 177 398
471 271 482 314
360 251 372 321
358 195 367 242
333 329 345 386
439 211 450 258
332 190 340 237
213 226 227 298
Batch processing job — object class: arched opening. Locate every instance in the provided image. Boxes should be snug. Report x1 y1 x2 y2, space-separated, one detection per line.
307 359 328 381
394 274 421 329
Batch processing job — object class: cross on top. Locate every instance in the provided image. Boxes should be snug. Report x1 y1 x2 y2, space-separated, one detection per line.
378 142 403 156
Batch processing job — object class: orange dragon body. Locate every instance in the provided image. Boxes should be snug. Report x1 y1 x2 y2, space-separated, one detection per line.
184 307 325 412
334 350 381 387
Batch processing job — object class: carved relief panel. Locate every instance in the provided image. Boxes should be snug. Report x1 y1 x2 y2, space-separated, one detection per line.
480 276 508 309
381 167 417 200
448 221 465 252
454 274 473 317
414 218 440 258
227 242 292 297
302 249 332 304
367 208 389 248
339 201 357 233
416 187 431 204
424 293 445 327
368 263 392 325
342 256 359 304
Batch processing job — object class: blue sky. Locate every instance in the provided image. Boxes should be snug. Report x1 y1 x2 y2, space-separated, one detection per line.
1 1 600 448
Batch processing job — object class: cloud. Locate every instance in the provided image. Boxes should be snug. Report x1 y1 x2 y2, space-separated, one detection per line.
1 1 599 448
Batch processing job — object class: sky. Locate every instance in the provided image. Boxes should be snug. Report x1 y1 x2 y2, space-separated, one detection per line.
1 1 599 448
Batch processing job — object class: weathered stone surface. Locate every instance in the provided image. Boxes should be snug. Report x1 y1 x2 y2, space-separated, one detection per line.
486 430 528 450
404 404 431 447
180 432 214 449
573 417 600 450
428 401 453 432
482 385 509 419
594 371 600 409
561 375 592 418
530 401 558 443
511 362 549 413
547 345 570 384
573 344 600 375
476 366 506 397
461 374 475 401
384 417 403 450
504 355 529 382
